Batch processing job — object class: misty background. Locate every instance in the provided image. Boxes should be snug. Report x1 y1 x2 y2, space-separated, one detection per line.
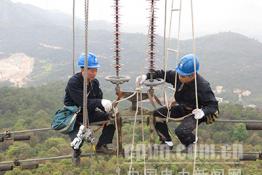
0 0 262 107
10 0 262 41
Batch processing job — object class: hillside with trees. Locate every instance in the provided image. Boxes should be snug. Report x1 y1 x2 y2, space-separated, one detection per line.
0 82 261 174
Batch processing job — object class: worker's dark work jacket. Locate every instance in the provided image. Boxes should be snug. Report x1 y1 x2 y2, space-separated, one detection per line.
148 70 218 116
64 72 115 147
64 72 104 112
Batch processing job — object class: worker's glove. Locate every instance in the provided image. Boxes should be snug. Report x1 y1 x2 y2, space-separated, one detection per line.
135 74 147 87
206 111 219 124
101 99 113 112
192 108 205 120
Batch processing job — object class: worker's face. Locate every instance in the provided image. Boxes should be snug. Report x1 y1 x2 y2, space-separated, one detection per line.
178 74 195 84
88 68 97 80
81 68 97 80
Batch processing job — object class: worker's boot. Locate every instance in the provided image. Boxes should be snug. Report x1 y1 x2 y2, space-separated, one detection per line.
160 140 174 150
96 144 115 155
72 149 81 166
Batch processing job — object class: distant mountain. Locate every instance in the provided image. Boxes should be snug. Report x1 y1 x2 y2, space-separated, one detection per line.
0 0 262 106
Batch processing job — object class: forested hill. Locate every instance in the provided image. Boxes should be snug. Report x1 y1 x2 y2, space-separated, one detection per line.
0 82 261 174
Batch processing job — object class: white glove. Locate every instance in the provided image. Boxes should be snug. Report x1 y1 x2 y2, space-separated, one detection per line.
135 74 147 87
192 108 205 120
101 99 112 112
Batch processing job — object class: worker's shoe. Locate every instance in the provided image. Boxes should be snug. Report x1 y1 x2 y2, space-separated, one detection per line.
160 140 174 150
96 144 115 155
72 149 81 166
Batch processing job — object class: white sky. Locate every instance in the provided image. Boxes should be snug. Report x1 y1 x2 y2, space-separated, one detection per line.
11 0 262 40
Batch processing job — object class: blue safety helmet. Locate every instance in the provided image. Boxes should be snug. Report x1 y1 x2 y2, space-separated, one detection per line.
78 52 100 68
175 54 199 76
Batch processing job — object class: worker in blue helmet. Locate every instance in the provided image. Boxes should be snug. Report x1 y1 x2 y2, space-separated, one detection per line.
64 53 115 165
136 54 218 151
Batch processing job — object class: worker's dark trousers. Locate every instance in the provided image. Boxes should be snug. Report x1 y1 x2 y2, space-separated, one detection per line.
68 110 115 149
153 105 205 147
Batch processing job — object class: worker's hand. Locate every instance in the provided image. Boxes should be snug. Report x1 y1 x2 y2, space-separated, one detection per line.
192 108 205 120
135 74 147 87
101 99 113 112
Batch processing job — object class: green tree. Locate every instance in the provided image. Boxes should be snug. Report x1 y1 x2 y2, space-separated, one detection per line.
230 124 248 141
